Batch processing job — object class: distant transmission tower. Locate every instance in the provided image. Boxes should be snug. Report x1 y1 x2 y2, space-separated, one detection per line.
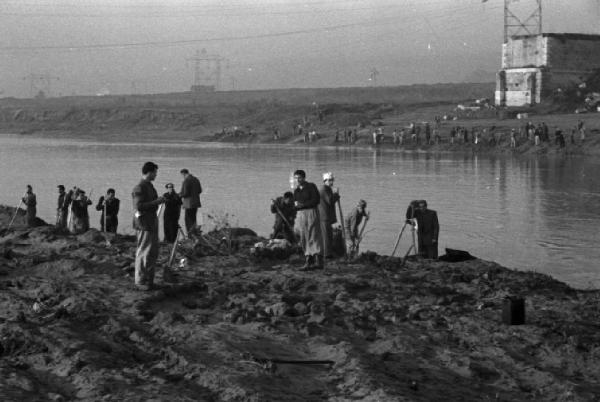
185 49 227 92
22 73 60 98
503 0 542 43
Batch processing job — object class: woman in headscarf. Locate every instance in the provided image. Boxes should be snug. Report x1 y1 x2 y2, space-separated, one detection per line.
68 188 92 234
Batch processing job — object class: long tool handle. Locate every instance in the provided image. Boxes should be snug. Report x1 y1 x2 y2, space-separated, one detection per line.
337 200 347 256
7 199 24 230
103 202 107 232
355 216 369 250
167 226 180 268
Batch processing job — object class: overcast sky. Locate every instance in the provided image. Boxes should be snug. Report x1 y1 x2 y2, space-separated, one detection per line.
1 0 599 97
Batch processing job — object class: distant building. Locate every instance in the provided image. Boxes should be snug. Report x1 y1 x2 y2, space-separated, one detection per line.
495 33 600 107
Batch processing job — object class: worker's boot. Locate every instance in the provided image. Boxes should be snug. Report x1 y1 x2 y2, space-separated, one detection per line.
313 254 324 270
300 255 312 270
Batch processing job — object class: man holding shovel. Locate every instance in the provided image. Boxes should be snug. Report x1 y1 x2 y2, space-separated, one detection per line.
96 188 120 233
318 172 340 259
344 200 368 258
270 191 296 243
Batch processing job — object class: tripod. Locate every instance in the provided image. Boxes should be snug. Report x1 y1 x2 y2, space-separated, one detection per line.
391 219 418 262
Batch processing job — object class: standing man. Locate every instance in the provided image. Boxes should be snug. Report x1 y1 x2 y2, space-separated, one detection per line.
132 161 166 290
416 200 439 259
56 185 68 229
293 170 323 270
179 168 202 235
270 191 296 243
163 183 182 244
22 185 37 228
96 188 120 233
318 172 340 258
344 200 368 258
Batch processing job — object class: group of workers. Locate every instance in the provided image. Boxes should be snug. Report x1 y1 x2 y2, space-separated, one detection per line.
15 167 202 244
269 170 439 270
12 162 439 291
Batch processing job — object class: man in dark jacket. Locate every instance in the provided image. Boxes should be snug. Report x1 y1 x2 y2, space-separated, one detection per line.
22 185 37 227
270 191 296 243
163 183 182 243
56 185 68 229
416 200 439 259
179 168 202 235
96 188 120 233
318 172 340 258
293 169 323 270
132 161 166 290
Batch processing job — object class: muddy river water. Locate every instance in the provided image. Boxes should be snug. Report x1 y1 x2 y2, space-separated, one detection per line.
1 135 599 288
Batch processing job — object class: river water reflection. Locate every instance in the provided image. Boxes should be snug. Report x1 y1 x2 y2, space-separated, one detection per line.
1 135 599 288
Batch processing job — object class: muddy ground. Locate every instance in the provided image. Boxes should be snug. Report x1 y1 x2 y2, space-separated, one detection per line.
1 206 600 401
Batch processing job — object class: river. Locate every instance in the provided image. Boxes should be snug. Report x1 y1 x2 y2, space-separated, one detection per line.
1 134 599 289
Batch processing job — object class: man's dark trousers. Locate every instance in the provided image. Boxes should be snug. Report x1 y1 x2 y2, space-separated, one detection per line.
185 207 198 233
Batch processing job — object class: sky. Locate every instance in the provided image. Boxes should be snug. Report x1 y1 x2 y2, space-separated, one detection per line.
1 0 599 97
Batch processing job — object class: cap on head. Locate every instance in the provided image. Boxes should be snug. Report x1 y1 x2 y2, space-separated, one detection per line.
283 191 294 199
142 161 158 174
107 188 115 195
57 185 65 191
165 183 174 189
419 200 427 208
322 172 334 181
358 199 367 208
180 168 189 175
293 169 306 179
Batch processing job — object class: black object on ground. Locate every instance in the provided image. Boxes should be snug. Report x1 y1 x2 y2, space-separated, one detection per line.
502 296 525 325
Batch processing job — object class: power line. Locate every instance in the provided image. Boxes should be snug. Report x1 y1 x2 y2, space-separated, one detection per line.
0 4 407 18
0 0 493 53
0 14 410 52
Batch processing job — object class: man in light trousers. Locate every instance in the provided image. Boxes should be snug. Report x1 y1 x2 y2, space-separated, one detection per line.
132 161 166 290
293 169 323 270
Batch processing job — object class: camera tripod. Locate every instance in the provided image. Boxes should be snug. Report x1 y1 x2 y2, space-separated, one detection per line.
391 219 418 263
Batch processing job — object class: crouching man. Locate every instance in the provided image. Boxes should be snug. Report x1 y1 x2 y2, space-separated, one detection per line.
344 199 368 258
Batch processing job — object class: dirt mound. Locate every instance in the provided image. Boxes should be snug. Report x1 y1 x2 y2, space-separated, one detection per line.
1 205 599 401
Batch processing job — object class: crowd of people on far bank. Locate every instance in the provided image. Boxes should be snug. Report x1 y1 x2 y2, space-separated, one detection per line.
287 117 590 149
13 163 440 291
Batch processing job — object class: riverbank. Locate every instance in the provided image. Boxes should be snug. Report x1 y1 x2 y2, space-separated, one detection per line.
2 84 600 156
1 206 600 401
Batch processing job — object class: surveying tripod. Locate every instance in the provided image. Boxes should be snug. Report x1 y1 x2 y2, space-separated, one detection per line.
391 219 418 261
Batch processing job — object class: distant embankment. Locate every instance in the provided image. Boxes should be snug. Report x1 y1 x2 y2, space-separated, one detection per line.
0 83 493 135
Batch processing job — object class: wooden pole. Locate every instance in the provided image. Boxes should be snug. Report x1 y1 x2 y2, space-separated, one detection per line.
7 194 26 230
337 199 347 256
354 213 369 253
103 201 107 233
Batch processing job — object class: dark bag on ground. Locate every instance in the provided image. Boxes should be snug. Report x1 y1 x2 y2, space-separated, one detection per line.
438 248 476 262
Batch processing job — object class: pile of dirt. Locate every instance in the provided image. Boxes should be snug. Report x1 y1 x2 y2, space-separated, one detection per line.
1 206 599 401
